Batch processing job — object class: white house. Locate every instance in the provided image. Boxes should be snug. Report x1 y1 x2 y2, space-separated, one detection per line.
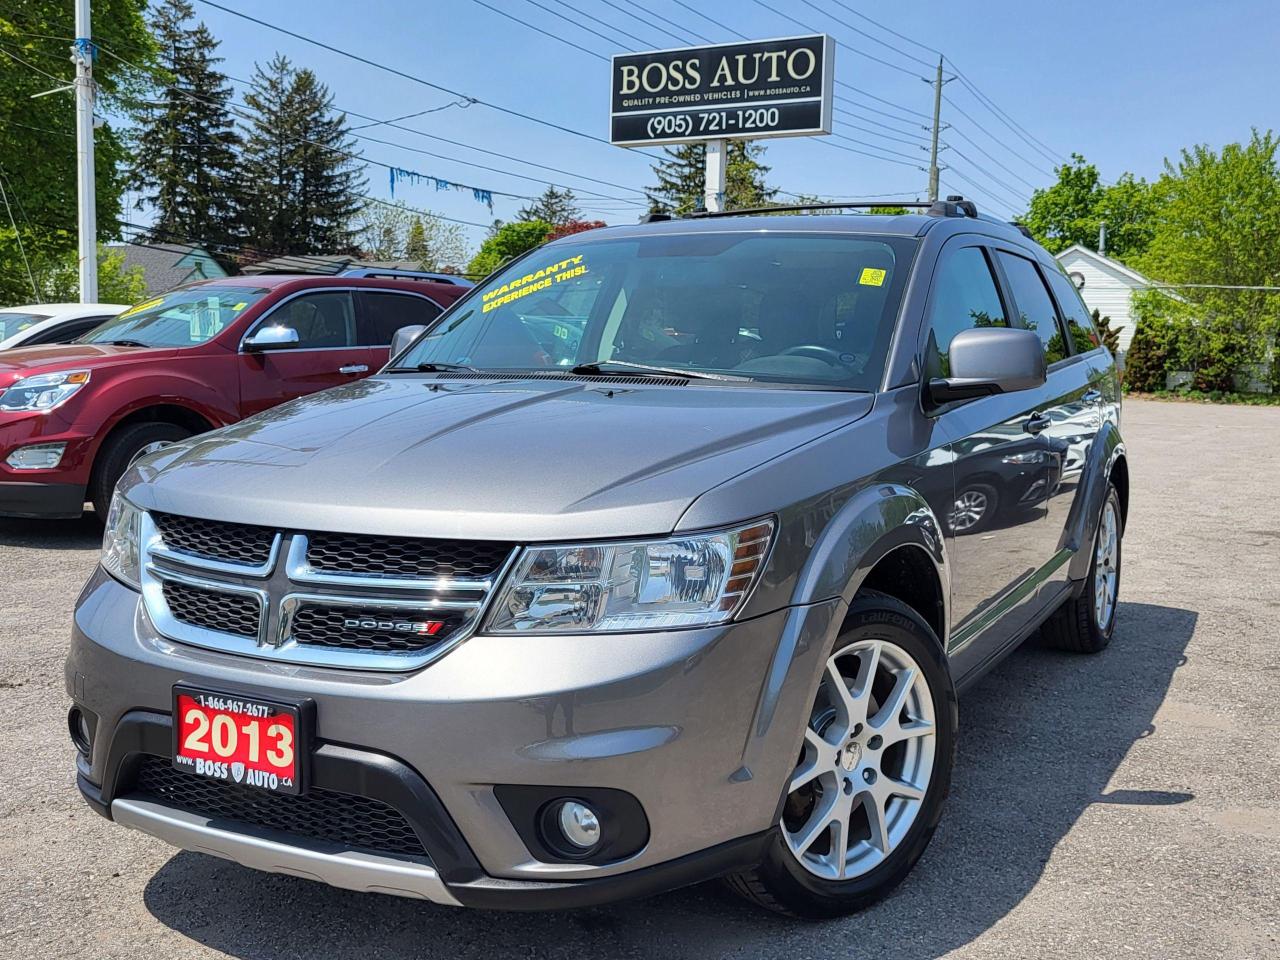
1054 244 1156 354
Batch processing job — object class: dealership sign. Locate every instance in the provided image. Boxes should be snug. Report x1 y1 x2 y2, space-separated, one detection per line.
610 35 835 147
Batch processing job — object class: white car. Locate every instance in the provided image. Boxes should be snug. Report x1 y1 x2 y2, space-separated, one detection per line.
0 303 129 351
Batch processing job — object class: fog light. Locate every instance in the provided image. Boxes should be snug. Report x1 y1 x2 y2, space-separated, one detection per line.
557 800 601 850
68 707 93 756
6 442 66 470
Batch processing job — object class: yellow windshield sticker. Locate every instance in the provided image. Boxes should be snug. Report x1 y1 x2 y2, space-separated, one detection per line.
481 255 588 313
858 267 887 287
118 297 163 318
231 302 248 311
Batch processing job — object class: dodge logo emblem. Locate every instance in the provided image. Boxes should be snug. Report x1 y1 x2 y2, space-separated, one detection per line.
342 617 445 636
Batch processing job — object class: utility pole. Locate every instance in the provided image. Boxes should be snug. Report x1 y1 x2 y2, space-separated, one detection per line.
1098 220 1107 256
926 55 944 203
704 139 726 213
73 0 97 303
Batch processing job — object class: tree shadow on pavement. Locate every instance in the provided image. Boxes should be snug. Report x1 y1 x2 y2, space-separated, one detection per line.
142 601 1196 960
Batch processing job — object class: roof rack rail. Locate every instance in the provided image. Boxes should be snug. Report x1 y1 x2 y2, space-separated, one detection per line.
1007 221 1034 239
639 211 674 223
687 200 932 219
681 197 986 220
338 267 471 285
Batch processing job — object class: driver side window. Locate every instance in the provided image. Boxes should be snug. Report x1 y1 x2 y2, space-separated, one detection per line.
925 246 1008 378
260 292 356 348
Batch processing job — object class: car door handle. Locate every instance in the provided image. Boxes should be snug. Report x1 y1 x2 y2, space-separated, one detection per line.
1024 412 1053 434
1082 389 1103 403
338 364 368 375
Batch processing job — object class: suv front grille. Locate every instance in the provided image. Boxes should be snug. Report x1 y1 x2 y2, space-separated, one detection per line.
132 756 426 857
141 512 516 670
161 580 261 639
305 533 512 579
153 512 276 567
289 603 464 652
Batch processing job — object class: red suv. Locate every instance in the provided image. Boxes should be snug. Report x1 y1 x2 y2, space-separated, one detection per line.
0 274 469 519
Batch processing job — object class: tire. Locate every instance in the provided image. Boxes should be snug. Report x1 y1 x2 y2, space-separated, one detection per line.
89 421 191 518
948 482 998 534
1040 483 1123 654
726 590 958 919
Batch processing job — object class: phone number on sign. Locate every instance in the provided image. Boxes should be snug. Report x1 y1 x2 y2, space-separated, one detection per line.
646 107 782 139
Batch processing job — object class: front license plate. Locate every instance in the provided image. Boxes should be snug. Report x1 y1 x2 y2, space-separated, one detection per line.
172 686 306 795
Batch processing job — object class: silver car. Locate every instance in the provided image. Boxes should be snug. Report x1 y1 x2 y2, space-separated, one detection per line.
67 200 1127 917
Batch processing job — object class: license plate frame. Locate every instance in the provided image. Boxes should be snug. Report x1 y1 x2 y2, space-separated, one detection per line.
171 683 313 796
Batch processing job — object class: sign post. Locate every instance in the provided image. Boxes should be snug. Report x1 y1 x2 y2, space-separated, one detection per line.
610 35 834 210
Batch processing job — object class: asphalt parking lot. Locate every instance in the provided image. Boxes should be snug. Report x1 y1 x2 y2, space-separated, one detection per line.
1 397 1277 960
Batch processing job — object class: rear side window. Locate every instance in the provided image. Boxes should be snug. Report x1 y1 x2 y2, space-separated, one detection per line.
997 252 1068 364
357 291 443 345
1046 269 1102 354
924 246 1008 377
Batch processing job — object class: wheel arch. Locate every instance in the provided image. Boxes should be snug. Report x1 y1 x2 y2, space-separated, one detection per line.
1065 421 1127 581
787 482 950 649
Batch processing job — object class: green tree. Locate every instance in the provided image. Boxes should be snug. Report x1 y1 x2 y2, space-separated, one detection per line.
518 186 580 226
0 1 155 306
466 220 551 277
647 140 775 214
1133 130 1280 392
129 0 240 257
38 244 149 304
405 215 468 270
1023 154 1155 262
238 54 365 256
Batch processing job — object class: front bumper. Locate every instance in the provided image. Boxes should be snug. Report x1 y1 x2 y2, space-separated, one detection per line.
0 479 86 518
67 567 843 908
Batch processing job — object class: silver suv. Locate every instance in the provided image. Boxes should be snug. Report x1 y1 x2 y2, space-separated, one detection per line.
67 199 1127 918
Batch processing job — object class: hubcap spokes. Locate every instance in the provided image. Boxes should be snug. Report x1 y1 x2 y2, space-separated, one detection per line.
949 491 987 531
783 639 936 881
1093 502 1119 628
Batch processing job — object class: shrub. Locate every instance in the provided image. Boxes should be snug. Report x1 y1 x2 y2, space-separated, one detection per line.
1123 316 1169 392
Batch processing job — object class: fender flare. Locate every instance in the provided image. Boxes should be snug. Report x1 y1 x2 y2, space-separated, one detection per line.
1065 421 1127 581
789 481 950 625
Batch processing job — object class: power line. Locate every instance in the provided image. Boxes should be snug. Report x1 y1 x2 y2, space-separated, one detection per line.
746 0 930 79
591 0 702 46
942 145 1032 205
942 125 1041 192
793 0 935 70
942 93 1056 178
516 0 645 51
193 0 660 160
827 0 942 58
946 63 1066 168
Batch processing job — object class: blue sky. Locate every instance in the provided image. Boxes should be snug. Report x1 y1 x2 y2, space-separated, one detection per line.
187 0 1280 250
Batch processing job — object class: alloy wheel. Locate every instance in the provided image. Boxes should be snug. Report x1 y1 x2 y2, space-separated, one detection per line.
1093 499 1119 629
948 490 988 532
782 639 936 881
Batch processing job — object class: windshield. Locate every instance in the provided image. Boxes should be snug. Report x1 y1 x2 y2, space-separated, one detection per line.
396 231 915 389
79 286 270 347
0 312 51 341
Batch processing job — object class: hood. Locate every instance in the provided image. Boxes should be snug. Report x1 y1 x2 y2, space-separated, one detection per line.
0 342 168 385
127 375 874 541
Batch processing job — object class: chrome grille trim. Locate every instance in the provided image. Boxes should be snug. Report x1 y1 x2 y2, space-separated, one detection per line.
138 512 519 671
284 536 496 594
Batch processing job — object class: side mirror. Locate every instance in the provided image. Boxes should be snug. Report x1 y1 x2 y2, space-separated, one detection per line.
390 324 427 360
243 324 300 352
929 327 1046 404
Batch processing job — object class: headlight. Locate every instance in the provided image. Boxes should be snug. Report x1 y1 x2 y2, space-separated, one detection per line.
0 370 91 412
487 519 774 634
101 493 142 589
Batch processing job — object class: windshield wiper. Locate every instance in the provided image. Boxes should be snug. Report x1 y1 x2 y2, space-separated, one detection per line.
571 360 751 382
97 339 150 348
387 361 482 373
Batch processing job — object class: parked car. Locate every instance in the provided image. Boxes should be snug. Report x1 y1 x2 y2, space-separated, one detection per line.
0 274 468 519
66 199 1127 918
0 302 129 351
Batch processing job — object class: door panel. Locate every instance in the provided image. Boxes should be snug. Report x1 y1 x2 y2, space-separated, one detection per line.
237 291 373 417
920 241 1052 671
